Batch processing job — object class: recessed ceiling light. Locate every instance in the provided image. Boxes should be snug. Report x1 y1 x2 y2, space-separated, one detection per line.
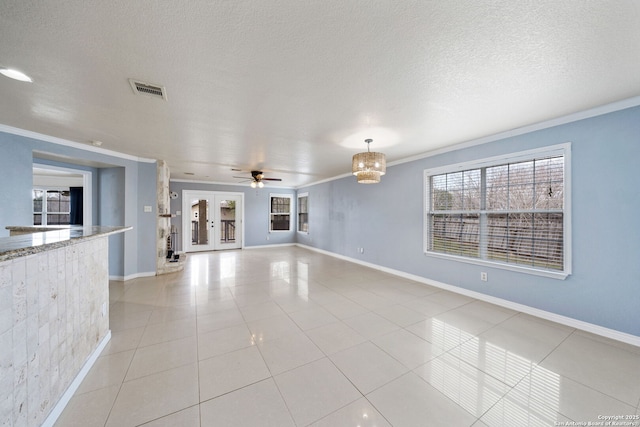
0 68 33 82
91 140 103 147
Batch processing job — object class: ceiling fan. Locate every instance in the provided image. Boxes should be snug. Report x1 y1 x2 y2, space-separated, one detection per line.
233 170 282 188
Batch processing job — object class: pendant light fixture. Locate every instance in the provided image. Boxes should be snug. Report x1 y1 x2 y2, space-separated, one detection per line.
352 138 386 184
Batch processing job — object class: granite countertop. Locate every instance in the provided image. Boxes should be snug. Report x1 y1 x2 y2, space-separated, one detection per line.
0 225 132 262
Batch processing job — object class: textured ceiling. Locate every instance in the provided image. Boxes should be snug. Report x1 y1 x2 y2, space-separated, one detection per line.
1 1 639 187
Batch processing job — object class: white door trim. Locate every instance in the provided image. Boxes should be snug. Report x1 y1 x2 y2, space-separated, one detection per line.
182 190 244 252
32 164 92 226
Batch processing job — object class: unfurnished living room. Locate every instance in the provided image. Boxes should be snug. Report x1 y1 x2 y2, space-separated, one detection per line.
1 2 640 427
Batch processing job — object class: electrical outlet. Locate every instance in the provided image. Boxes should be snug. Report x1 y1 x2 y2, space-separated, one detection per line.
143 205 152 213
266 236 270 241
481 272 488 282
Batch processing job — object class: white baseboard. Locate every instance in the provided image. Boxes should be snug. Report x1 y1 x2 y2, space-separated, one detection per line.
244 243 296 250
296 244 640 348
41 330 112 427
109 271 156 281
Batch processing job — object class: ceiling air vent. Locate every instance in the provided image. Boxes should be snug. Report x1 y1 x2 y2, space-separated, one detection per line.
128 79 167 101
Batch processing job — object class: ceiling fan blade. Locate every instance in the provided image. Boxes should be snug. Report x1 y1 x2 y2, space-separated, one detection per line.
262 178 282 181
233 178 252 184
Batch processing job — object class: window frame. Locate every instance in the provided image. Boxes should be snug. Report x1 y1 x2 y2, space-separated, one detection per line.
269 193 293 232
33 187 72 226
297 192 309 234
423 143 571 279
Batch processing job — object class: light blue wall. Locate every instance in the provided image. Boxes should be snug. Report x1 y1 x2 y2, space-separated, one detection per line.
137 162 159 274
297 106 640 337
168 181 297 248
99 167 126 276
0 134 33 236
0 131 157 278
2 105 638 335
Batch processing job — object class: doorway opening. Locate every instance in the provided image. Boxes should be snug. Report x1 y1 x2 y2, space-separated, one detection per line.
32 164 92 227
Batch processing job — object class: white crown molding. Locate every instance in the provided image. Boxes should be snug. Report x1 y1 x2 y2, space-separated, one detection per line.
4 95 639 187
170 178 296 189
0 124 156 163
296 171 353 190
387 95 640 169
297 95 640 190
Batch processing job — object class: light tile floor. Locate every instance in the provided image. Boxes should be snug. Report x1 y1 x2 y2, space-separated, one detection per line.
55 247 640 427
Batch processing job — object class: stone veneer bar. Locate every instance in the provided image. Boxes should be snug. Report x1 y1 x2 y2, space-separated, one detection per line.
0 226 130 427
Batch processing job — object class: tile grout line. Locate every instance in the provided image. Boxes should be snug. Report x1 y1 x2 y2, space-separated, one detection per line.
102 282 149 427
195 278 204 427
59 248 640 426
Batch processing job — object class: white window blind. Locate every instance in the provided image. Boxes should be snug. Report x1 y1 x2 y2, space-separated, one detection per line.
270 194 292 231
297 193 308 233
425 145 570 277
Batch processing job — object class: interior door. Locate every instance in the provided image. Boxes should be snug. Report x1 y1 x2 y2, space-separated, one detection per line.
213 194 242 250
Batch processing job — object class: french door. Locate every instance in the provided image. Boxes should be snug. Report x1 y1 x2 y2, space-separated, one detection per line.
183 191 243 252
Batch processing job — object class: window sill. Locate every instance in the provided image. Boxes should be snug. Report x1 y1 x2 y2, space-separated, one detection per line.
423 251 570 280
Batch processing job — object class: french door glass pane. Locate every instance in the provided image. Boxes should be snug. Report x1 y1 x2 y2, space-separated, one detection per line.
219 200 236 243
191 199 209 245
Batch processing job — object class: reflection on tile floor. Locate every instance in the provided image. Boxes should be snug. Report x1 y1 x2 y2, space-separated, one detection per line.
55 247 640 426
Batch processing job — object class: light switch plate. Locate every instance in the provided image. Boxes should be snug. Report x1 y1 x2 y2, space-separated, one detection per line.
144 205 152 213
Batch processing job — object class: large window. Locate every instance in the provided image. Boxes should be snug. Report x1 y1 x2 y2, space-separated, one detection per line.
297 193 308 233
33 189 71 225
425 144 570 278
270 194 292 231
